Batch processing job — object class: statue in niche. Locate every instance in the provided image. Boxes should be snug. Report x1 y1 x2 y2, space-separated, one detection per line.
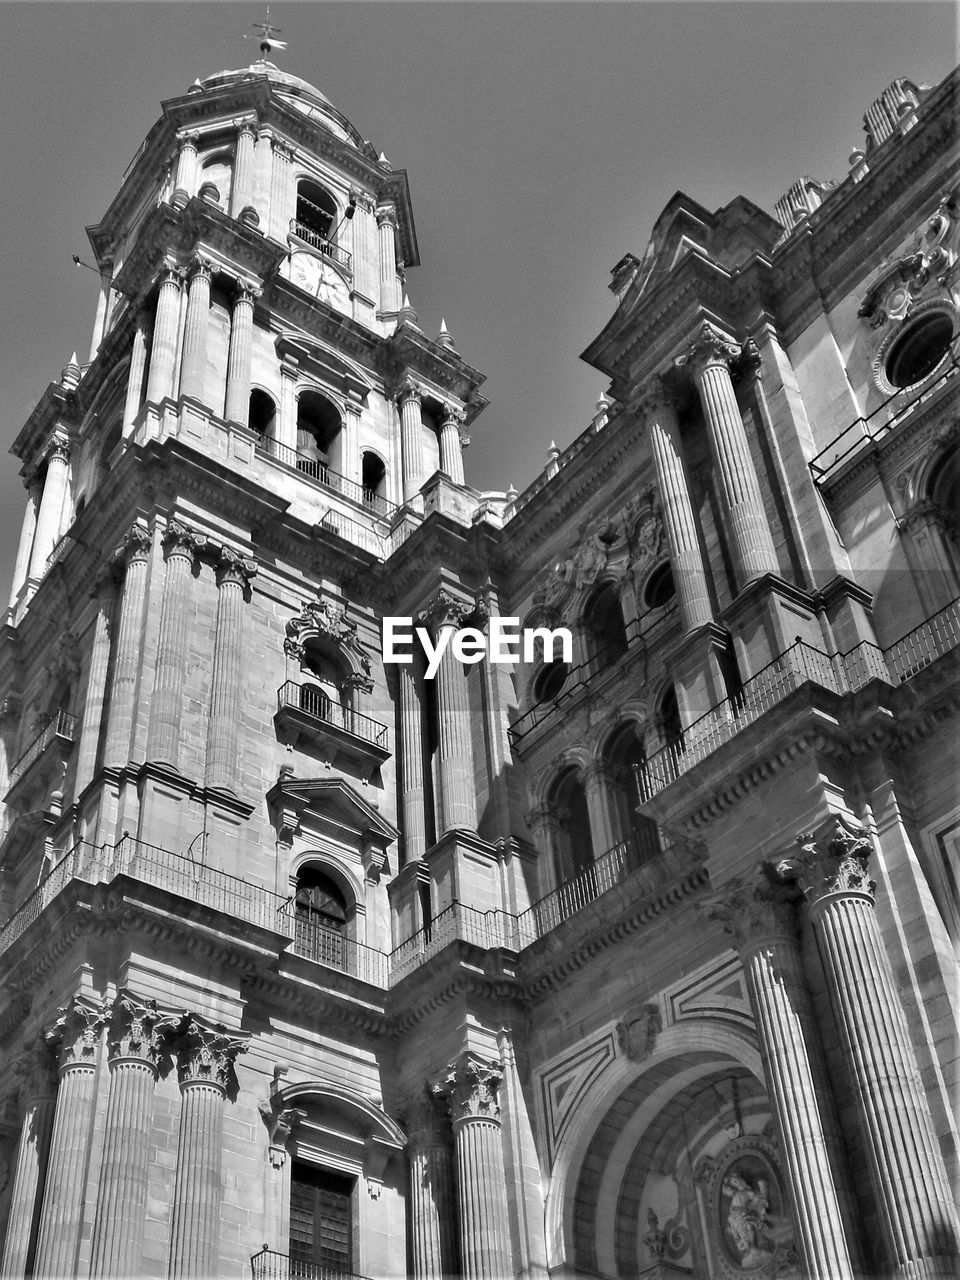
722 1172 775 1268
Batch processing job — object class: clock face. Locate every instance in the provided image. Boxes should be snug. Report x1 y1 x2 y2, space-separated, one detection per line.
290 251 350 315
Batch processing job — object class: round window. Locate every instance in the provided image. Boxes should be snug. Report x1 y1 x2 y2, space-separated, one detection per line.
885 311 954 389
644 562 676 610
534 661 569 702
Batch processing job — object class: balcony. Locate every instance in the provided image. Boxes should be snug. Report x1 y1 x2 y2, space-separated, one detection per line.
251 1247 372 1280
274 682 391 774
288 220 353 271
278 906 388 987
256 437 397 517
7 710 79 790
634 595 960 804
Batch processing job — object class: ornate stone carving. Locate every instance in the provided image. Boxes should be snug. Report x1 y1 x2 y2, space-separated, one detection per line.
404 1089 450 1147
215 546 257 589
631 507 665 577
114 521 152 566
773 814 875 905
45 997 112 1071
395 374 423 405
896 498 957 539
258 1095 307 1169
695 1134 797 1279
107 994 183 1067
14 1041 58 1104
643 1209 666 1259
162 521 207 562
675 320 740 375
176 1019 247 1092
417 588 471 633
616 1002 662 1062
859 191 958 328
633 374 676 423
44 435 71 466
433 1053 502 1125
45 632 81 685
703 878 799 949
284 598 372 675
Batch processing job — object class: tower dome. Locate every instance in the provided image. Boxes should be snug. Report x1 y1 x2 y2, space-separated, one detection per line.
199 59 363 150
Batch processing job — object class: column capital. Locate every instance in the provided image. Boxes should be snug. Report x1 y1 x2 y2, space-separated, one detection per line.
525 801 559 833
432 1053 502 1126
232 279 262 308
675 320 740 376
376 203 399 230
633 374 678 423
176 129 200 151
440 403 466 428
187 253 215 283
395 374 424 407
13 1041 58 1107
107 994 183 1068
773 814 875 906
45 997 111 1071
233 115 259 138
403 1090 450 1147
737 336 763 384
350 187 376 214
176 1018 247 1092
270 136 295 162
342 670 375 696
417 588 471 632
114 521 152 567
157 260 186 289
702 876 799 951
162 520 207 562
279 353 299 381
43 433 71 466
215 546 258 589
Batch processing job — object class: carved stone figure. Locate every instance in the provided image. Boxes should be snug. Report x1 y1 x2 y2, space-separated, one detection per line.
723 1172 774 1268
616 1002 662 1062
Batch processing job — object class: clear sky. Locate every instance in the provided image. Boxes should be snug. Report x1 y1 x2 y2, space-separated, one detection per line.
0 1 956 597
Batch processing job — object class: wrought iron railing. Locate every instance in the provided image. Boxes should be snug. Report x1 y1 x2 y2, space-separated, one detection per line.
809 356 959 484
884 595 960 682
256 437 397 516
277 907 388 986
277 682 389 750
9 710 79 785
251 1247 372 1280
288 221 353 270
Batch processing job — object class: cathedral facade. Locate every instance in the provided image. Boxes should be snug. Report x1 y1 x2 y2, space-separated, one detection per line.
0 52 957 1280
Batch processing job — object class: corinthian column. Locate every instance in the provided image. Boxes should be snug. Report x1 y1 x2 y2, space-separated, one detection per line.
405 1092 459 1280
178 257 213 403
223 283 259 426
205 548 256 793
775 816 960 1277
172 131 199 204
398 660 427 863
74 567 119 794
439 405 467 485
147 524 205 768
102 524 152 769
397 378 425 504
27 437 70 582
33 999 111 1280
0 1045 58 1279
433 1054 511 1280
230 119 257 218
89 997 182 1278
419 592 477 835
637 378 713 631
706 881 857 1278
677 321 778 585
145 264 184 404
168 1020 246 1280
376 205 400 313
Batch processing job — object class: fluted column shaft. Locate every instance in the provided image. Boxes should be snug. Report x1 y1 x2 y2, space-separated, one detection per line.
680 323 778 585
230 121 257 217
75 569 118 794
777 818 960 1277
28 440 70 581
147 526 203 768
708 884 856 1278
0 1048 57 1280
406 1098 458 1280
122 312 150 437
439 408 466 485
168 1023 245 1280
8 482 40 608
205 550 255 792
223 285 257 425
399 661 427 863
583 765 615 857
103 525 152 769
398 381 425 503
178 260 212 403
351 193 377 304
33 1000 110 1280
173 132 199 201
421 596 476 834
145 266 183 404
269 139 293 241
90 999 180 1279
377 206 400 312
641 381 713 631
435 1056 511 1280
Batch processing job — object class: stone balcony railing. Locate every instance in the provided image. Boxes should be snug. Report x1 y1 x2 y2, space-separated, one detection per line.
251 1247 372 1280
635 595 960 804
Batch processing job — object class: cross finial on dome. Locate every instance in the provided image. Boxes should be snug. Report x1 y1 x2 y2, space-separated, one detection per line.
245 6 287 58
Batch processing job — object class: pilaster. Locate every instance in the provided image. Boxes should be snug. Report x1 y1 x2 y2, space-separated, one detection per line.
102 523 152 770
418 590 478 835
204 548 257 794
0 1044 57 1279
145 263 184 405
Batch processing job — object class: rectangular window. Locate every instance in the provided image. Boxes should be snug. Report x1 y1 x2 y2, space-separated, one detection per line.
290 1163 355 1275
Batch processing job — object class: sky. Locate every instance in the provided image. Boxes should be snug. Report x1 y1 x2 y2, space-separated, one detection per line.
0 1 956 597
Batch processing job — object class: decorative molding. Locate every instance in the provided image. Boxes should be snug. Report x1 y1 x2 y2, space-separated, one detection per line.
176 1017 247 1093
615 1001 662 1062
536 1028 617 1164
45 996 111 1071
701 878 799 951
107 992 183 1067
773 814 875 904
432 1052 502 1126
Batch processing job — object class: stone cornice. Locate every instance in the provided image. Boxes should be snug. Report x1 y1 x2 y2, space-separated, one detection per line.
385 329 488 422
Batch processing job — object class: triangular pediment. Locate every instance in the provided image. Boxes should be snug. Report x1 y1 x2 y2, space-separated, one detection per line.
267 775 400 849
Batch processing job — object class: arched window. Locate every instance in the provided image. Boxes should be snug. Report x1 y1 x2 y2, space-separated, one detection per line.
361 451 387 512
534 660 570 702
602 724 662 861
584 581 628 665
293 866 349 968
199 151 232 206
248 389 277 439
549 768 594 883
295 180 338 251
297 391 342 477
643 561 676 611
301 640 350 728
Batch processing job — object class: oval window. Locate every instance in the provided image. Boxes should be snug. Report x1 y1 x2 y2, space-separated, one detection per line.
644 562 676 610
885 312 954 389
534 661 570 701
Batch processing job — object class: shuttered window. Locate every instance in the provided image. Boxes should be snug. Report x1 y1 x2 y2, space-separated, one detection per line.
290 1164 354 1274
